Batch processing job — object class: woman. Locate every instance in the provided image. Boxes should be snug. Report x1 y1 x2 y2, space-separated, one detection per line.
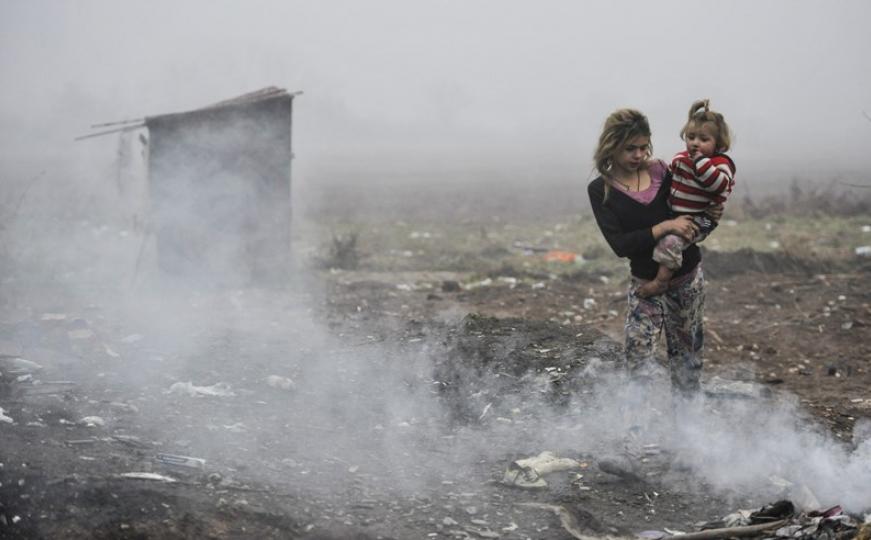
587 108 708 396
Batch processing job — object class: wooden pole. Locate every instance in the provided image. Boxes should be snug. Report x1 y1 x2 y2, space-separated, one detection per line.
74 124 145 141
91 118 145 128
663 519 789 540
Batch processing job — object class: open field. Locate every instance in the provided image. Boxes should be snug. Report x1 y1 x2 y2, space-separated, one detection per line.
2 179 871 539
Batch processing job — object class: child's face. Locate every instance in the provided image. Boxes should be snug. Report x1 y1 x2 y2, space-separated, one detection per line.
613 135 651 173
684 122 718 158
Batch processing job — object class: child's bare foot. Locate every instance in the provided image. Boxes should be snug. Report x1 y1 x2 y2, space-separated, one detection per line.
637 279 668 298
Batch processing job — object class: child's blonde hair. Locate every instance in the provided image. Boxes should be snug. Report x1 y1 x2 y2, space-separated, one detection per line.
680 99 731 152
594 108 652 178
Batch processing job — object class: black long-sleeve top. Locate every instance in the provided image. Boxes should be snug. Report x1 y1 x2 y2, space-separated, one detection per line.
587 172 700 281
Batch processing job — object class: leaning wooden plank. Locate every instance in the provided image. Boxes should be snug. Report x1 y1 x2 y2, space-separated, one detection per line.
74 123 145 141
91 117 145 128
664 519 789 540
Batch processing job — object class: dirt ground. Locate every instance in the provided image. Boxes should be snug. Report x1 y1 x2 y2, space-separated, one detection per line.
2 242 869 539
433 249 871 439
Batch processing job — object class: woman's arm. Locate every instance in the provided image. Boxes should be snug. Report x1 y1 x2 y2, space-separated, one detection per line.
588 181 699 259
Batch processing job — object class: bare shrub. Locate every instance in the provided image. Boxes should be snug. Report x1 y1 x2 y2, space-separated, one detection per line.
730 178 871 219
324 232 360 270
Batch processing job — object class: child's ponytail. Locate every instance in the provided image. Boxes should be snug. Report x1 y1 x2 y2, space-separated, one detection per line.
687 99 710 121
681 98 732 152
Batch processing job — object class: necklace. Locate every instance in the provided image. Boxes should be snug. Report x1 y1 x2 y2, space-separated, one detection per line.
614 169 640 192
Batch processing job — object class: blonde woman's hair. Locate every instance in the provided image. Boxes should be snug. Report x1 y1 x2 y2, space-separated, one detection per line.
680 99 732 152
593 108 652 200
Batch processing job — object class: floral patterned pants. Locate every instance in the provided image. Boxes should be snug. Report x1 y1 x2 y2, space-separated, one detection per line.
624 266 705 394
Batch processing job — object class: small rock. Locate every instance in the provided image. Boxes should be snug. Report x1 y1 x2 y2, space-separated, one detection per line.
265 375 295 391
442 280 461 293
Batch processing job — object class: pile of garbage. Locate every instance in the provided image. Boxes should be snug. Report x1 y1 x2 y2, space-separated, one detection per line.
501 451 869 540
643 501 869 540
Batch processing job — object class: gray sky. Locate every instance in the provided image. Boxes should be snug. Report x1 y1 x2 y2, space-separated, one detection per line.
2 0 870 184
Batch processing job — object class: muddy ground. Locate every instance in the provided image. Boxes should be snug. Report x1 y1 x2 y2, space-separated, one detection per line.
2 240 870 539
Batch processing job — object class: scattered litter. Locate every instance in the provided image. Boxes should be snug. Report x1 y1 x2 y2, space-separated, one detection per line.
862 225 871 233
155 453 206 470
583 298 597 310
109 402 139 413
479 402 492 421
642 444 661 456
118 472 177 483
0 357 43 374
512 241 550 254
465 278 493 290
40 313 67 321
691 500 863 540
120 333 144 344
103 344 121 358
111 435 150 449
598 457 644 483
704 376 771 400
67 328 95 340
66 439 97 446
0 407 13 424
544 250 582 264
855 246 871 257
792 485 821 511
79 416 105 427
517 502 596 540
637 531 667 540
222 422 247 433
464 525 500 538
502 451 580 489
168 381 235 397
265 375 295 390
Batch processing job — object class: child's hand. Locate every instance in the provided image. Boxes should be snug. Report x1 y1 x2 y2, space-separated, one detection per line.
706 204 724 221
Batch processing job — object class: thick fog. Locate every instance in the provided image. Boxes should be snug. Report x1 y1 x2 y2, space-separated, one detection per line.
2 0 871 528
2 0 871 188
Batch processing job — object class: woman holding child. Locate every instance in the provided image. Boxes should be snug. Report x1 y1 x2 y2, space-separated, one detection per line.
587 102 734 396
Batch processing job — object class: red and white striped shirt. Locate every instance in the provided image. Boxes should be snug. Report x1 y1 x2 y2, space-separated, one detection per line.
668 150 736 213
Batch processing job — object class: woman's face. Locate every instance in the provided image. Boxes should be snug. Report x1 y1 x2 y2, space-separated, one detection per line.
613 135 650 174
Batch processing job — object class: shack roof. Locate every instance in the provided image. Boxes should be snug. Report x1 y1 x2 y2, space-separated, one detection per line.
77 87 301 140
145 86 298 126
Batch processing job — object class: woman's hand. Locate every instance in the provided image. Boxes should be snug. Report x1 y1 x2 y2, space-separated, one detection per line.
653 215 698 241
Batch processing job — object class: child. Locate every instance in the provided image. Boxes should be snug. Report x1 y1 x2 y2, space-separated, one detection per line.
637 99 736 298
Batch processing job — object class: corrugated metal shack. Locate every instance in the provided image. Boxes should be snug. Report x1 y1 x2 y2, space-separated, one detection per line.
143 87 296 284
